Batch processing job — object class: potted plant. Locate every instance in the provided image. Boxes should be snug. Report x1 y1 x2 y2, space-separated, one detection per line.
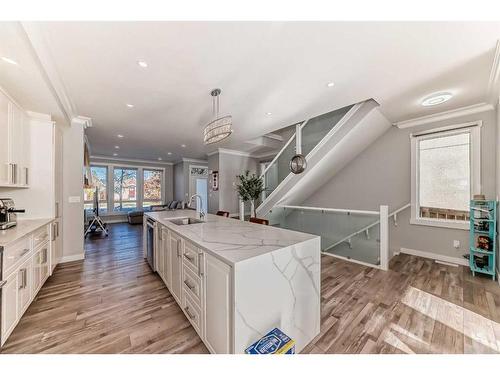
236 170 264 218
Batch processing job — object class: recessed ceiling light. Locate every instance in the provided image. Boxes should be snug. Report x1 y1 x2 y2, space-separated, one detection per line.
266 112 272 115
137 60 148 68
326 82 335 88
421 92 453 107
117 134 124 138
181 144 186 148
114 145 120 149
167 152 172 155
158 157 162 161
1 57 18 65
113 153 118 156
126 104 134 108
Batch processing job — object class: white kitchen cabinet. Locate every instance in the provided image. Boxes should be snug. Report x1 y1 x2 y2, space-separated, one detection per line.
50 220 61 274
157 228 165 283
8 103 29 186
0 88 30 187
32 249 42 295
1 271 18 345
161 228 170 287
169 231 183 304
0 90 10 185
204 252 232 354
17 257 32 316
1 222 54 347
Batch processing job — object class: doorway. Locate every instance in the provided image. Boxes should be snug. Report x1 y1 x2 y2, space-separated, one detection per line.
188 165 208 213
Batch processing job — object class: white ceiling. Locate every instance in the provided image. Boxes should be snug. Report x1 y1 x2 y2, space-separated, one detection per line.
0 22 66 125
2 22 500 162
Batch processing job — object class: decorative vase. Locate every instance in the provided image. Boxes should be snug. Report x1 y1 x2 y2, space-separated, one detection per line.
239 199 245 221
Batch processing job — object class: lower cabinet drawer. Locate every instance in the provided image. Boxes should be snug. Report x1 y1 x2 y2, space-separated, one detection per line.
3 236 31 275
182 266 202 307
182 292 203 337
33 225 50 249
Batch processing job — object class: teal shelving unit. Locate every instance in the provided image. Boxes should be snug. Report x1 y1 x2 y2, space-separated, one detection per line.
469 200 497 280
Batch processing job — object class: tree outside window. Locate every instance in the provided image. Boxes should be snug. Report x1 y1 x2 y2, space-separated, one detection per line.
143 169 162 207
114 168 137 211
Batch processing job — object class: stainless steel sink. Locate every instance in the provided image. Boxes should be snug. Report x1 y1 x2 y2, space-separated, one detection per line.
168 217 204 226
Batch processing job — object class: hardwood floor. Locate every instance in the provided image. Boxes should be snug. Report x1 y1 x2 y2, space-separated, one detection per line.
1 223 499 354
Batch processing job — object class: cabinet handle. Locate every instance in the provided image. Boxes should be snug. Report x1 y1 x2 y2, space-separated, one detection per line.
51 223 56 241
184 280 195 290
18 268 27 289
56 221 59 237
184 306 195 320
13 163 17 184
9 163 14 184
198 253 204 277
25 167 29 185
176 241 181 258
55 202 59 218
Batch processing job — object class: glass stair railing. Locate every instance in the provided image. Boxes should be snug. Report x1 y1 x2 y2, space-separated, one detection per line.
267 204 390 269
260 104 355 201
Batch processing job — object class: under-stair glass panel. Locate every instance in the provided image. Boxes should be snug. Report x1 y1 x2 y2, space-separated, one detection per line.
301 104 354 156
267 206 382 266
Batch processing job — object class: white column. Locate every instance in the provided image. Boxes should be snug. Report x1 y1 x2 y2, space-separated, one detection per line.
379 205 389 271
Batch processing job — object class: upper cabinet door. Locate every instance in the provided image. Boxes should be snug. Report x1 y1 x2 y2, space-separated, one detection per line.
0 91 10 185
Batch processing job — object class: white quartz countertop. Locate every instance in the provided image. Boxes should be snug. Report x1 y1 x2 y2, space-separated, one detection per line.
145 210 318 265
0 218 54 247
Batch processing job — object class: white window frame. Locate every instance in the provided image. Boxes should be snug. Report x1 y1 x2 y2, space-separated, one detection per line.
84 165 109 210
142 168 164 208
410 121 481 230
87 162 165 216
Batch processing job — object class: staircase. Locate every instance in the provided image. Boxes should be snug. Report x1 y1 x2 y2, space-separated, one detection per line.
256 99 392 218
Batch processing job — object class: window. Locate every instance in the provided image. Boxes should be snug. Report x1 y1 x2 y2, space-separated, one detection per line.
411 123 480 229
84 166 108 211
143 169 163 208
113 168 138 211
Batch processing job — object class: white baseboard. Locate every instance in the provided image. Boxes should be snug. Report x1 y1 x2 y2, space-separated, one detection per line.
399 247 468 266
59 253 85 263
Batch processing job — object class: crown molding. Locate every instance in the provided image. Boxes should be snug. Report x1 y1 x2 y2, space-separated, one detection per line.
207 148 253 158
182 157 208 164
487 40 500 104
72 116 93 129
91 155 174 166
394 102 495 129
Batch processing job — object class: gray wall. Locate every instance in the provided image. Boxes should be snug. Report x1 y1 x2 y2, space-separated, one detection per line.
218 152 259 215
208 153 220 214
173 160 208 203
173 162 184 201
303 109 497 261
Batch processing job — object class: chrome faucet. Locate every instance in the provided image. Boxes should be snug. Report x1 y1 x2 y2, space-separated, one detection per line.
189 194 205 221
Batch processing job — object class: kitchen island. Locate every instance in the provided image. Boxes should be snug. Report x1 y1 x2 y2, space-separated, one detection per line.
144 209 320 354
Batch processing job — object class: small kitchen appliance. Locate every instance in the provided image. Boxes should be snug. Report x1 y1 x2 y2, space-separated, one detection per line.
0 198 25 230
